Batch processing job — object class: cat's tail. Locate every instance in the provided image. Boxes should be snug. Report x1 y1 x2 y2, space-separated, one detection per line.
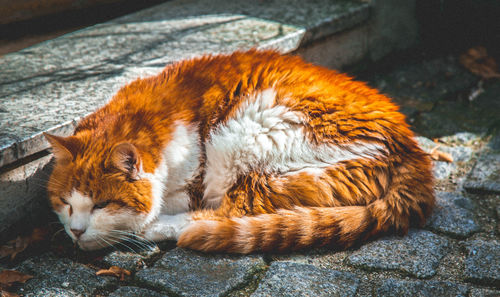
176 193 433 253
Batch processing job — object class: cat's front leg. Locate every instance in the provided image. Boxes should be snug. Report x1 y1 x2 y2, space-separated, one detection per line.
142 213 191 242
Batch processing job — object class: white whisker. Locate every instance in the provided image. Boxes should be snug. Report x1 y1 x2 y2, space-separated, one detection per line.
108 230 156 251
97 236 123 252
110 229 156 247
51 228 66 240
104 235 137 253
108 233 153 251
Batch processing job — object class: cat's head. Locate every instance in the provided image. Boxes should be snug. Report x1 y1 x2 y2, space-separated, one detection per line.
44 132 158 250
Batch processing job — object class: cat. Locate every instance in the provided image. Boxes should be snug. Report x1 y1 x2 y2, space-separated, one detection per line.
44 50 434 253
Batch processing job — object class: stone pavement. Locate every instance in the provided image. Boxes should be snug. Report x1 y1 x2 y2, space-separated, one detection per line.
2 54 499 296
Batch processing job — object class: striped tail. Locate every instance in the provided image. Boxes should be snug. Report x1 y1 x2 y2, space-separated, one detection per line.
176 197 429 254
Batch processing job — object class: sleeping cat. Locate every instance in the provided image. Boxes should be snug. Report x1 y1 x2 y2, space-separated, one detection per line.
45 50 434 253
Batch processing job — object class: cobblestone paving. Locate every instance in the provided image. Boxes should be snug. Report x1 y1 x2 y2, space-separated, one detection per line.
2 54 499 296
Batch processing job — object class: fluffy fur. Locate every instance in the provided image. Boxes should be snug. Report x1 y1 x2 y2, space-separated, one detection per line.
45 50 434 253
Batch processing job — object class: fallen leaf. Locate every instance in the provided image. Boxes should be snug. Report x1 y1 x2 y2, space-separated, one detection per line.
459 46 500 79
1 290 20 297
0 272 26 296
430 145 454 163
96 266 131 281
0 270 33 291
0 237 29 260
0 227 48 260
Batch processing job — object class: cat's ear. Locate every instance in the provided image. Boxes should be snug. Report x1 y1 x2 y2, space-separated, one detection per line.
106 143 141 180
44 133 81 162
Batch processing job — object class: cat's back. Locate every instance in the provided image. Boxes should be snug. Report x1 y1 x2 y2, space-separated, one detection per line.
78 50 417 158
176 50 414 149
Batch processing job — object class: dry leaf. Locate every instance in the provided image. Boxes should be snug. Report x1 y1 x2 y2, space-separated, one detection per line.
96 266 131 281
0 237 29 260
0 270 33 291
1 290 20 297
459 46 500 79
430 145 454 163
0 228 48 260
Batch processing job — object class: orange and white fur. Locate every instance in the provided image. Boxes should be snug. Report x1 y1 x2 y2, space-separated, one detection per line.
45 50 434 253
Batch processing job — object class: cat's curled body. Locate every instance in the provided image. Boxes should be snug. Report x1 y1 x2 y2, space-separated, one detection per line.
45 50 434 253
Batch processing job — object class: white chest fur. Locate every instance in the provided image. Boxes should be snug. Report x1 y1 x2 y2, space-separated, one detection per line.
144 123 201 219
202 89 385 208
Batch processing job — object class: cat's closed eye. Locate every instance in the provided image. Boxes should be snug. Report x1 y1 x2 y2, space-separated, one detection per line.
61 198 73 215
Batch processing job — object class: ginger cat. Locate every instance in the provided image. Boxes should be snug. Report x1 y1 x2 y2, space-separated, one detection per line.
45 50 434 253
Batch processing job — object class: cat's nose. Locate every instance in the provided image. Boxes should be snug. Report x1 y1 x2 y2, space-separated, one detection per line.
71 228 85 238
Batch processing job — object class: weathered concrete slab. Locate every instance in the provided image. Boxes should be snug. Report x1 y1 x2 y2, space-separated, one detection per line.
134 248 265 296
103 246 162 272
109 286 168 297
464 239 500 287
252 262 359 297
14 253 116 296
347 230 449 278
426 191 479 238
464 153 500 194
375 279 468 297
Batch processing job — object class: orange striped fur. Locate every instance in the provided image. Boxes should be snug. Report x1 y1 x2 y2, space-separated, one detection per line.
46 50 434 253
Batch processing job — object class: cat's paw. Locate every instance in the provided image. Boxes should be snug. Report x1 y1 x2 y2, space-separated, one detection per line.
143 224 177 241
142 213 191 241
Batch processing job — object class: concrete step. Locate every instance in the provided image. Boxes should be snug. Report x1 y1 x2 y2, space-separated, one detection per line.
0 0 417 241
